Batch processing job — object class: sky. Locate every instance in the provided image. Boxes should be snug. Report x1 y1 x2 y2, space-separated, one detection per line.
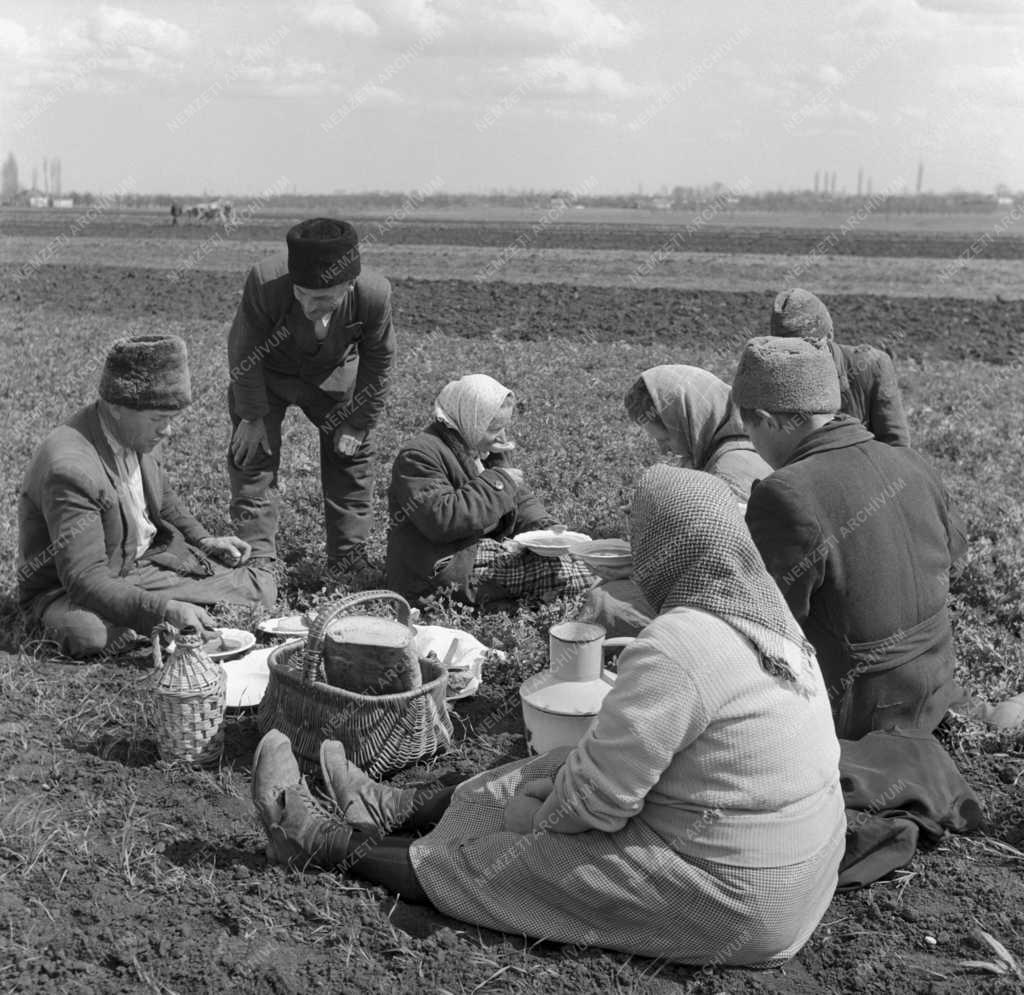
1 0 1022 198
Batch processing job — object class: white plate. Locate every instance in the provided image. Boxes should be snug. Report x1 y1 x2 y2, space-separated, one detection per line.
220 646 274 709
256 615 310 638
512 529 591 558
203 628 256 661
413 624 506 701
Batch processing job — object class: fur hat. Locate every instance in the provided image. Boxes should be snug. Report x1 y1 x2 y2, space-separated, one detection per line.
731 336 840 414
99 335 192 410
287 218 361 288
770 288 834 341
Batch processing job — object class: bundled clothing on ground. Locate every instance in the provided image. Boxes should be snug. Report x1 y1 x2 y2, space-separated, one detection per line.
582 365 771 637
837 730 982 889
385 375 591 604
745 415 967 739
409 468 845 966
18 402 273 657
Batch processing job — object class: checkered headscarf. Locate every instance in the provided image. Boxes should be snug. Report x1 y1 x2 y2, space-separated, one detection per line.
631 465 817 686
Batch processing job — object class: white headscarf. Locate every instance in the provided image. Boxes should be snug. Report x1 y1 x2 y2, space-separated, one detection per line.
434 374 513 455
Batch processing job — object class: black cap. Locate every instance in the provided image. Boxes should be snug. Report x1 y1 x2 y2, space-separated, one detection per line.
286 218 361 289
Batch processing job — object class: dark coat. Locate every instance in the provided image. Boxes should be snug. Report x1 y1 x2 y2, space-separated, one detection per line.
385 423 550 599
745 416 967 738
227 252 394 434
830 340 910 447
18 403 211 630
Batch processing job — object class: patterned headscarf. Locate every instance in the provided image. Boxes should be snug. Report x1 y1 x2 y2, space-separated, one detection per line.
631 464 817 687
639 365 757 468
434 374 513 454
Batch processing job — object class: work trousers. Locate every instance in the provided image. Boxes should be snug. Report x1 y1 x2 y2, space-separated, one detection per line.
37 548 276 659
227 375 374 562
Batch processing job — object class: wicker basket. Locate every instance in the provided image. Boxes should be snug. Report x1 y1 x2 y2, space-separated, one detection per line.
257 591 453 778
151 625 227 766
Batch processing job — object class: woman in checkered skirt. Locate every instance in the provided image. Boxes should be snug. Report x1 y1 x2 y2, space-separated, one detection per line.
384 373 592 606
252 466 845 966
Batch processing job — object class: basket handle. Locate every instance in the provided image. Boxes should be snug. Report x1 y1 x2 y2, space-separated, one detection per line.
299 590 412 684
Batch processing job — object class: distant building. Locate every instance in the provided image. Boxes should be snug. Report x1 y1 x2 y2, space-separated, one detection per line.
29 195 49 208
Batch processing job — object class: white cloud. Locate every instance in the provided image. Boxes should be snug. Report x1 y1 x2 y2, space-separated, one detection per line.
90 5 191 55
302 2 379 38
915 0 1024 16
0 17 36 57
480 0 639 51
517 55 639 99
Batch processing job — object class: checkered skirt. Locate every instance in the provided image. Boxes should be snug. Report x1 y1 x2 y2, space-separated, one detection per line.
408 751 844 966
470 539 593 602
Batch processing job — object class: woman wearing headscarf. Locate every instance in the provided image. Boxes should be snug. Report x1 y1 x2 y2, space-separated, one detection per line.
581 365 773 636
624 364 771 500
250 468 845 966
385 373 592 605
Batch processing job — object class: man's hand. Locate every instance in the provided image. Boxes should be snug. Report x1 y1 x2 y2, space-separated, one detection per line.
164 600 217 637
230 418 272 467
333 427 363 456
199 535 252 566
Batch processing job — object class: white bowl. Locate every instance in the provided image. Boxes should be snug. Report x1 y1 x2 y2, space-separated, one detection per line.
570 538 632 571
513 529 591 558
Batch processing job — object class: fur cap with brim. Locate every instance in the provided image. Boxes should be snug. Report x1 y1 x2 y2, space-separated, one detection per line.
287 218 361 288
770 288 834 341
731 335 840 414
99 335 192 410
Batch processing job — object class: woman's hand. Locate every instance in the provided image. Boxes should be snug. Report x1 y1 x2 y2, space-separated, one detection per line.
502 795 544 834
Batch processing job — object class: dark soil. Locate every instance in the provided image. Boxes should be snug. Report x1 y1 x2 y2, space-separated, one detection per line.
4 264 1024 366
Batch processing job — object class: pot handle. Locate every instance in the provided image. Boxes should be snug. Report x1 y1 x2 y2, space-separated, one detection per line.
602 636 635 651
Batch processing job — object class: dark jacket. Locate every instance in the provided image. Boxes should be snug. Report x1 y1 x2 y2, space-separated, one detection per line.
18 403 211 630
830 340 910 447
227 252 394 434
385 423 550 599
745 416 967 738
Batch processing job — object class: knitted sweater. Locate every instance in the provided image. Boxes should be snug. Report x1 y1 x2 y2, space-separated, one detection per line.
534 606 844 868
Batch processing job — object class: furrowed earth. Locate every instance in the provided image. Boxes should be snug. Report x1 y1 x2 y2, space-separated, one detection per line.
0 209 1022 995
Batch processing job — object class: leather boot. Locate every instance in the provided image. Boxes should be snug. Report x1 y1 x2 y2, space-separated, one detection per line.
252 730 301 830
319 740 417 834
270 784 354 870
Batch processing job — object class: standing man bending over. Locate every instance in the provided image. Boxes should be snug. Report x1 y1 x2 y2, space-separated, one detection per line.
227 218 394 579
18 335 275 659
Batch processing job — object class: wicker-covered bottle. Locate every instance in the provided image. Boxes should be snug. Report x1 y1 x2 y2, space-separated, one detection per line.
151 624 227 765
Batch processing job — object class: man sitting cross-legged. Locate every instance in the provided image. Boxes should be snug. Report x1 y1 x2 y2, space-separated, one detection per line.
18 334 276 658
732 335 967 740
